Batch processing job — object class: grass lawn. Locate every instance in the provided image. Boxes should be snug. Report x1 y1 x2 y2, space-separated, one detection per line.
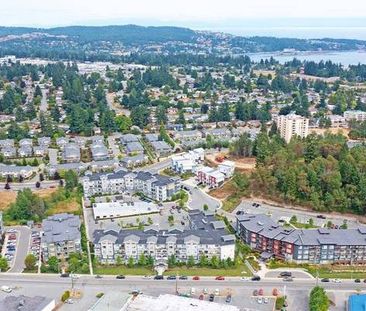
290 221 318 229
94 265 154 275
45 197 81 216
222 194 241 212
93 264 252 277
167 265 252 277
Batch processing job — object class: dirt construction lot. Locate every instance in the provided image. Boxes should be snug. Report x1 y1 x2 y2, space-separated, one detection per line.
205 153 256 172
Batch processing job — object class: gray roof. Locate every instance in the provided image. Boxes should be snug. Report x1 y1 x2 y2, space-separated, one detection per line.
145 133 159 142
151 141 172 152
0 295 54 311
91 143 109 158
42 213 81 244
63 143 80 159
125 142 144 153
93 210 234 247
237 214 366 247
120 134 140 144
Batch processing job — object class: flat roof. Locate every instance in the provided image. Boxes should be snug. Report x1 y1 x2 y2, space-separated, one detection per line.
88 292 131 311
126 294 240 311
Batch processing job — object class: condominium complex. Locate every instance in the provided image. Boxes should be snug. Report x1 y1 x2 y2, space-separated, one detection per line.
195 160 235 188
344 110 366 122
236 214 366 264
276 113 309 143
93 210 235 264
82 169 181 201
41 213 81 261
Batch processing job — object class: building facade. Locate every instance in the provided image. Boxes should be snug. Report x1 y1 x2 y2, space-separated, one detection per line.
93 210 235 264
236 214 366 264
82 169 181 201
276 113 309 143
41 213 81 261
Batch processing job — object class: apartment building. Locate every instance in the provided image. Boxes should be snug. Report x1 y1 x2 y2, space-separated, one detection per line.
276 113 309 143
171 148 204 174
82 169 181 201
236 214 366 264
195 163 233 188
344 110 366 122
93 210 235 264
41 213 81 261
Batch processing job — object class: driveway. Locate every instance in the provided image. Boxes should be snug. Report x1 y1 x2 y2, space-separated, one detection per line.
182 179 221 211
8 226 31 273
48 148 58 165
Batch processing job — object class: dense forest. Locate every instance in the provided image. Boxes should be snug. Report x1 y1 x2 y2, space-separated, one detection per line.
239 129 366 214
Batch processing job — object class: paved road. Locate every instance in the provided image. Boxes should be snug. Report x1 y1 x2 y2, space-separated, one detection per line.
0 274 363 311
182 181 221 211
48 148 58 165
40 86 48 113
108 134 122 159
137 158 171 174
0 180 60 191
7 226 31 273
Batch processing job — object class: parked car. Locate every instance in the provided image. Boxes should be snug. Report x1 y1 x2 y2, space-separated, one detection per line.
317 215 326 219
116 275 125 279
1 286 12 293
253 289 258 296
321 278 330 282
226 295 232 303
264 297 269 304
279 271 292 277
179 275 188 280
258 288 264 296
272 288 279 296
355 279 361 283
60 273 70 278
199 294 204 300
154 275 164 280
143 275 152 279
209 294 214 302
283 277 293 282
192 276 200 281
167 275 176 280
251 275 261 281
95 275 103 279
215 276 225 281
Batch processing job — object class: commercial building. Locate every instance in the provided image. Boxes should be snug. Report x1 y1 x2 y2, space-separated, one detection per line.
93 210 235 264
125 294 240 311
276 113 309 143
82 169 180 202
0 295 56 311
41 213 81 261
92 201 160 219
236 214 366 264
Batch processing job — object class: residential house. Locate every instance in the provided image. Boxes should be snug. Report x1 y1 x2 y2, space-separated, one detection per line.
18 145 33 157
125 142 144 154
62 143 81 163
90 143 109 161
150 141 172 157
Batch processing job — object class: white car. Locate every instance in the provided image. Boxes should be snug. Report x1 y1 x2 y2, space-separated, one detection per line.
143 275 152 279
333 279 341 283
241 277 250 281
1 286 12 293
214 289 220 296
70 274 79 279
264 297 269 304
257 297 263 304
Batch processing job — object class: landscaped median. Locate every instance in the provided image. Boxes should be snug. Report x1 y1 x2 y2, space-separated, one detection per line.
267 258 366 279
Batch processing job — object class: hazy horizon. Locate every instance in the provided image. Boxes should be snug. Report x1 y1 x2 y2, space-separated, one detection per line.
1 0 366 40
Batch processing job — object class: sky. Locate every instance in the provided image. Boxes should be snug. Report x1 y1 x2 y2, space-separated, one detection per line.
2 0 366 38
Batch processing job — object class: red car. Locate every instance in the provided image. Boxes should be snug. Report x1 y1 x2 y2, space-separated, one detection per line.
258 288 264 296
199 294 204 300
192 276 200 281
215 276 225 281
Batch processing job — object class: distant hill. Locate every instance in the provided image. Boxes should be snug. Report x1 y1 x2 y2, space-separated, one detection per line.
0 25 197 44
0 24 365 57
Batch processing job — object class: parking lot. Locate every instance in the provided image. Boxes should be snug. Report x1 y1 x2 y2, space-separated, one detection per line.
1 229 18 270
6 226 31 273
234 200 363 229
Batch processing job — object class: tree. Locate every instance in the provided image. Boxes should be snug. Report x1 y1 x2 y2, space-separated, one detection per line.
167 255 177 267
232 173 250 195
176 109 186 127
130 105 149 128
64 170 78 192
138 253 147 266
47 256 59 273
24 254 37 270
155 105 168 125
115 115 132 132
187 256 195 267
210 255 220 268
203 204 209 211
309 286 329 311
127 256 134 268
0 256 8 271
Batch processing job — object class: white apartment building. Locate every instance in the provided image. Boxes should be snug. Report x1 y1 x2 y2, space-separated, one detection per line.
82 169 181 201
276 113 309 143
344 110 366 122
171 148 204 174
93 210 235 264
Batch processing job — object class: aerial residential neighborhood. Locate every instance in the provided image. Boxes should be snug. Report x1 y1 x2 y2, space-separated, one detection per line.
0 2 366 311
